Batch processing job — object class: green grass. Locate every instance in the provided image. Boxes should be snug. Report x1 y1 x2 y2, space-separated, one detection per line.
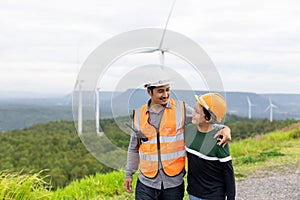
0 170 51 200
1 125 299 200
231 126 300 179
52 171 139 200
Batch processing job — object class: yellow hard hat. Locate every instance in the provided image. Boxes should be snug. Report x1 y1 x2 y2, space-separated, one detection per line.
195 93 227 122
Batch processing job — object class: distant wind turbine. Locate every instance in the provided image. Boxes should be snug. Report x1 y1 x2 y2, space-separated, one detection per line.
95 87 104 136
74 42 83 135
265 98 278 122
247 96 255 119
74 80 84 134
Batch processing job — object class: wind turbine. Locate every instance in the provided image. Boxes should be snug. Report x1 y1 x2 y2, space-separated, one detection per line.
136 0 176 66
247 96 255 119
265 98 278 122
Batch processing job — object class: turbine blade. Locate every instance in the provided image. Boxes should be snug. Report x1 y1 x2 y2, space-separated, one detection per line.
269 97 272 105
264 106 270 112
247 96 251 105
137 48 159 53
158 0 177 50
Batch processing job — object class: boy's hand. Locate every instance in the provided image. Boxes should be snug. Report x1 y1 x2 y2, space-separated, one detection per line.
214 126 231 147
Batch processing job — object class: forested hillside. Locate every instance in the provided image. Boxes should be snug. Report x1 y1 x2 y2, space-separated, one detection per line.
0 116 297 189
225 115 297 140
0 121 118 189
1 122 299 200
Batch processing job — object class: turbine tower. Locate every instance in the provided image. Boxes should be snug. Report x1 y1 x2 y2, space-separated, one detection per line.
76 80 83 135
265 98 278 122
95 87 104 136
247 96 255 119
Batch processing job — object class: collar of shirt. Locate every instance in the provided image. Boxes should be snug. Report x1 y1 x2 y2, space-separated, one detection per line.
146 99 172 113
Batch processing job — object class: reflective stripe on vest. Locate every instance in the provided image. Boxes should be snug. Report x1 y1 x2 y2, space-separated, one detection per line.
134 98 186 178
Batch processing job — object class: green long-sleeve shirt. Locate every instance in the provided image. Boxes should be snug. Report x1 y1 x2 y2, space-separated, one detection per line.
185 124 236 200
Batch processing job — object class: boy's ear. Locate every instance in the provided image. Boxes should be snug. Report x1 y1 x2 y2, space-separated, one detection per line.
205 116 212 123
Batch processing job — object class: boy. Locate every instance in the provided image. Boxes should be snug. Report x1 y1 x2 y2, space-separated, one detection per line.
185 93 236 200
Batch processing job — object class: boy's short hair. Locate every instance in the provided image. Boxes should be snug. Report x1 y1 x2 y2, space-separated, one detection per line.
202 106 212 121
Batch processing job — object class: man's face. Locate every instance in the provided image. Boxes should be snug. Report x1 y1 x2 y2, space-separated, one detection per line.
192 103 206 125
148 85 170 106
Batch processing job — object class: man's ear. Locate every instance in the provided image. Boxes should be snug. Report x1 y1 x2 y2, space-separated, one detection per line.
147 88 152 96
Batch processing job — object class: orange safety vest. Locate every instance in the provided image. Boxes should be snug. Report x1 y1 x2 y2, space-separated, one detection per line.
133 98 186 178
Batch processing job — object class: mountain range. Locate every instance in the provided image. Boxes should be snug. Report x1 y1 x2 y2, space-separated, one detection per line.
0 90 300 131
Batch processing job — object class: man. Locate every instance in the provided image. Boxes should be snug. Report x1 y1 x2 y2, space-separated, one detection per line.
124 79 231 200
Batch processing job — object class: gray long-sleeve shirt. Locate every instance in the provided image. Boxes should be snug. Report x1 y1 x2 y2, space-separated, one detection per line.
125 100 193 189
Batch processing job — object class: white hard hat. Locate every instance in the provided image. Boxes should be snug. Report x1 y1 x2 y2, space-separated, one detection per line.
142 65 171 88
144 79 171 88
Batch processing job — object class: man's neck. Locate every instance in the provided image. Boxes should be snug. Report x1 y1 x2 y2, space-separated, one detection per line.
197 124 214 133
150 103 165 113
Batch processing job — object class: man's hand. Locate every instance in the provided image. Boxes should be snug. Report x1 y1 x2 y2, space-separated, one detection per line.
124 178 133 193
214 126 231 147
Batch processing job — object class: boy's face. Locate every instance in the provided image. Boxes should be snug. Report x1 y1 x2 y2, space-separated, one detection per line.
192 103 207 125
148 85 170 106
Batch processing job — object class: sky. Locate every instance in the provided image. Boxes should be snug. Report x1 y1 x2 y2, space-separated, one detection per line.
1 0 300 97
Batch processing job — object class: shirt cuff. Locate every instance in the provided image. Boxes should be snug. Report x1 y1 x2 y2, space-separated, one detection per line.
125 171 133 179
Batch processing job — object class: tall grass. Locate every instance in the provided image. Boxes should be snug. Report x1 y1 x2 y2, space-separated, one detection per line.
0 170 51 200
1 126 299 200
51 171 137 200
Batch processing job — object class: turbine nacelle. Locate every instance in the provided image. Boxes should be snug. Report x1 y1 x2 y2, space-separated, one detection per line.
135 48 169 66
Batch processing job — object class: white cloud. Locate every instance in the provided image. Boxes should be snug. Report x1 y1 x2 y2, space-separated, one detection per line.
0 0 300 96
